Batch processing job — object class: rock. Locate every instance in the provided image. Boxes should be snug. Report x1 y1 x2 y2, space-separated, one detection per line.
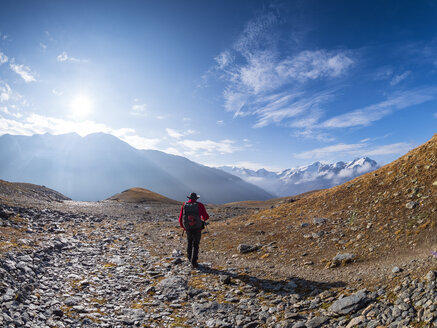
156 276 187 300
328 290 369 315
219 275 231 285
237 244 260 254
406 201 419 209
392 266 402 273
328 253 356 268
425 270 436 282
433 180 437 186
346 316 365 328
242 321 262 328
305 316 329 328
311 231 324 238
313 218 327 225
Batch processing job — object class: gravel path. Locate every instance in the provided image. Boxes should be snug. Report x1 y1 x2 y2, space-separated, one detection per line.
1 202 437 327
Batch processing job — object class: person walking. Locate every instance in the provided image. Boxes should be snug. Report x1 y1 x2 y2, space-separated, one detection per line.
179 192 209 268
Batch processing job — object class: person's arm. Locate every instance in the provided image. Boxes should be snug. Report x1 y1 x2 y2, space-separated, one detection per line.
198 203 209 221
179 204 185 229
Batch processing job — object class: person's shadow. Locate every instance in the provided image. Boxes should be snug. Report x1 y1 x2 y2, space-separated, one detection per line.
196 264 346 297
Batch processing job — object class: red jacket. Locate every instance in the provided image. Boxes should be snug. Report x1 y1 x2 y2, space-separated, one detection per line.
179 199 209 230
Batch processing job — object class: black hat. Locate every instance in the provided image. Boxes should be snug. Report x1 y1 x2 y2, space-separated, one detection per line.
187 192 200 200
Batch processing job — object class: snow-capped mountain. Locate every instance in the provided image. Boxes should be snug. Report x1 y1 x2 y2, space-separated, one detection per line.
218 157 379 197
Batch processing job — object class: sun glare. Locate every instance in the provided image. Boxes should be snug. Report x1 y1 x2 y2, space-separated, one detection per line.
71 95 93 118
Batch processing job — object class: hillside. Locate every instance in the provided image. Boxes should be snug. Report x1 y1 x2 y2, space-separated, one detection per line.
0 133 273 204
0 179 70 204
204 133 437 282
107 187 181 205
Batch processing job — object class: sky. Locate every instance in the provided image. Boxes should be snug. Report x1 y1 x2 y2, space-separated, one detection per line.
1 0 437 172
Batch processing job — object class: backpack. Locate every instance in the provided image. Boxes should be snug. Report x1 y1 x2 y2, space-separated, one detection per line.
183 202 204 231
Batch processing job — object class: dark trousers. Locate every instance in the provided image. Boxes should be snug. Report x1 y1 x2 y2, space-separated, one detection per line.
186 230 202 265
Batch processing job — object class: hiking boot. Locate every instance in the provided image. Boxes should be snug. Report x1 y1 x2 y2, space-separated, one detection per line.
191 262 198 268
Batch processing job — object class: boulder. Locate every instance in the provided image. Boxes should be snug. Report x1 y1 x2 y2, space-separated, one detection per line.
237 244 260 254
328 290 369 315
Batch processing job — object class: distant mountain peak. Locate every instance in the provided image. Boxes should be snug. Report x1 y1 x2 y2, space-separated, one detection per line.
219 157 379 197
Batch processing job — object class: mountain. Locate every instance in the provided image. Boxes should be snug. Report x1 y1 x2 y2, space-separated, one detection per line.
0 133 273 203
219 157 379 197
107 187 181 205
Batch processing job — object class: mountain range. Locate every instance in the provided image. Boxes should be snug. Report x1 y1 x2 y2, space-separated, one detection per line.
218 157 379 197
0 133 273 204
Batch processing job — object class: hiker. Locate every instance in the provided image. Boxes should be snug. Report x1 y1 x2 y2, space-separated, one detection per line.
179 192 209 268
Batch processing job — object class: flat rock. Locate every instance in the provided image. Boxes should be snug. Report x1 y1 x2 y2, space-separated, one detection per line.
237 244 260 254
328 290 369 315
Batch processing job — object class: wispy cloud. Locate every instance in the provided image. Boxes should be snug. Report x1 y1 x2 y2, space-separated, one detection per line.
130 103 147 116
166 128 196 139
177 139 239 156
434 112 437 118
253 91 332 128
0 113 161 150
364 143 412 156
295 143 364 160
0 32 9 41
295 141 412 160
390 70 411 86
52 89 63 96
321 87 437 128
208 8 354 132
57 51 87 63
0 52 8 64
39 42 47 50
276 50 353 82
9 62 36 83
0 81 11 102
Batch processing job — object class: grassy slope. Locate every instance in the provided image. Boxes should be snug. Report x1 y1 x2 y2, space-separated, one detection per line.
107 187 181 205
204 133 437 274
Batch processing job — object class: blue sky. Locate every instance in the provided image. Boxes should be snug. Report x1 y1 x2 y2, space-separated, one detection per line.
1 0 437 171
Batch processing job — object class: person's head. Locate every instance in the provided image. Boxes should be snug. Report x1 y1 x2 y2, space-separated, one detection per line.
187 192 200 201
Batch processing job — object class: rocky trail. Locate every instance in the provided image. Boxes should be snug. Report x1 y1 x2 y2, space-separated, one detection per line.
1 202 437 328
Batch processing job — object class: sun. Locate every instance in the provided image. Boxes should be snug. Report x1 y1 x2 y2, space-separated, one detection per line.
70 95 93 118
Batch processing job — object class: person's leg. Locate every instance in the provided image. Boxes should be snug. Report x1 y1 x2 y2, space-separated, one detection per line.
191 230 202 266
186 231 193 261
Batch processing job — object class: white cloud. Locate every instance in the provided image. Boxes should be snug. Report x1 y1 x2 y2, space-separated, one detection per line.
295 141 412 161
39 43 47 50
166 128 183 139
364 142 412 156
130 103 147 116
177 139 239 156
9 63 36 83
295 143 365 160
215 51 233 69
52 89 63 96
253 92 331 128
166 128 196 139
164 147 184 157
276 50 354 82
210 9 354 131
0 81 11 102
434 112 437 118
216 120 224 125
321 87 437 128
0 113 161 150
0 52 8 64
57 51 87 63
390 70 411 86
45 31 54 41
